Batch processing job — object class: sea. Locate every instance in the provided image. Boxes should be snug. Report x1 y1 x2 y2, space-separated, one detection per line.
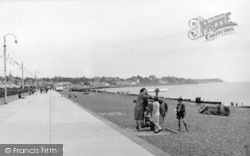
102 82 250 106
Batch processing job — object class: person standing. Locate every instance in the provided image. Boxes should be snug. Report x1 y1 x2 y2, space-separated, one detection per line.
134 88 150 131
155 88 160 97
176 97 188 131
159 99 168 126
18 90 22 99
152 96 162 133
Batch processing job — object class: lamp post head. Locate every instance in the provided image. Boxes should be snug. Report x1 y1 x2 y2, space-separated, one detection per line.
15 40 18 44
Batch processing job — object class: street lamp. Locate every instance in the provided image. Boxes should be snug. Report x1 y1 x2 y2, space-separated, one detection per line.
3 33 18 104
35 70 39 91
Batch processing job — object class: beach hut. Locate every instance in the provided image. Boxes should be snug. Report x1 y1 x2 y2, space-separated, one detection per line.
6 82 20 88
0 81 20 89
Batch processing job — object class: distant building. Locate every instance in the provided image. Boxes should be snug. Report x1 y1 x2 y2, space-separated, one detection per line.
0 81 20 89
7 71 24 87
54 82 73 88
115 80 136 86
16 79 22 87
159 80 168 85
126 80 137 85
53 82 73 91
114 80 123 86
91 82 109 88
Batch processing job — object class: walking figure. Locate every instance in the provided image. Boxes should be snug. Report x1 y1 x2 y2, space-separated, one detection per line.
176 97 188 131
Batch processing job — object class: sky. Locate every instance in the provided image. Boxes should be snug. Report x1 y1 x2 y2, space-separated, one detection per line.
0 0 249 82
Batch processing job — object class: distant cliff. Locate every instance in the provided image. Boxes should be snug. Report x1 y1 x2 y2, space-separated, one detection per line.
34 75 223 86
126 75 223 85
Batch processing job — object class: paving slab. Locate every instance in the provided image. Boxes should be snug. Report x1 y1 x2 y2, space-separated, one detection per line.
0 91 169 156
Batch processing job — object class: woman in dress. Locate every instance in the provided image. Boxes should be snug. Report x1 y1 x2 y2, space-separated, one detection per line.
134 88 150 131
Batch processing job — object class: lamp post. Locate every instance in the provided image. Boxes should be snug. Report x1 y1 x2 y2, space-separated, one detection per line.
35 70 39 91
21 62 24 89
3 33 18 104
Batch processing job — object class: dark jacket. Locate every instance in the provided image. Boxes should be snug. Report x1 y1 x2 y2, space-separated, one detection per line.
135 92 149 109
160 101 168 117
176 102 186 116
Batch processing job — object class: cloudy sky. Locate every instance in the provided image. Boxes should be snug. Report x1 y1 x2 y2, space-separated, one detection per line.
0 0 249 82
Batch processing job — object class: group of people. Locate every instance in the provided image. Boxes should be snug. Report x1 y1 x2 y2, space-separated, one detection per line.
134 88 188 133
17 87 51 99
40 87 49 94
18 88 35 98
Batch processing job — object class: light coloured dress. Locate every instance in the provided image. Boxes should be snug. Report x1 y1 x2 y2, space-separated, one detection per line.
152 101 161 131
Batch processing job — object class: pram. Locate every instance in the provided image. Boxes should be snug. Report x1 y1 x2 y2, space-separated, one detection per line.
142 112 154 130
134 98 168 131
141 99 155 130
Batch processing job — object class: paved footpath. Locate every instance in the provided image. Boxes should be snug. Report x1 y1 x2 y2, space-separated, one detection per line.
0 91 165 156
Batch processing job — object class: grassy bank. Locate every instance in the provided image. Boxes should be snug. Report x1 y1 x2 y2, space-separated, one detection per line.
0 93 29 105
0 88 29 98
64 91 250 156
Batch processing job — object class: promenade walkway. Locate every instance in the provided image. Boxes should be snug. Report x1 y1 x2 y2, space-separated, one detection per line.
0 91 166 156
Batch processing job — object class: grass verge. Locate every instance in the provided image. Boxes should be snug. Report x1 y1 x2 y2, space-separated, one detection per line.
64 91 250 156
